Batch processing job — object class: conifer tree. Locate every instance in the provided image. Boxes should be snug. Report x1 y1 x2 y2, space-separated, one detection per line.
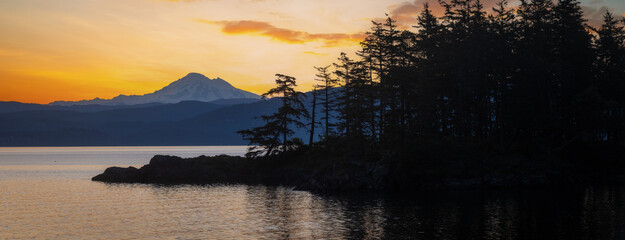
238 74 309 157
514 0 559 147
553 0 595 142
594 11 625 143
308 86 319 146
313 65 338 144
412 2 443 136
488 0 518 152
334 53 377 153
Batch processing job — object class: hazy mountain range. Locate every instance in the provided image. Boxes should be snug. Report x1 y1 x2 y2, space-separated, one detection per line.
50 73 260 106
0 73 320 146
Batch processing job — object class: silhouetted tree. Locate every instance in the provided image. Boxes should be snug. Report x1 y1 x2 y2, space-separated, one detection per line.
308 86 319 146
313 65 338 144
488 0 518 152
513 0 559 150
553 0 595 143
594 11 625 143
411 2 443 137
238 74 309 157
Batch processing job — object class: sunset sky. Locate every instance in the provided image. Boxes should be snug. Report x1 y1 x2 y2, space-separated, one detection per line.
0 0 623 104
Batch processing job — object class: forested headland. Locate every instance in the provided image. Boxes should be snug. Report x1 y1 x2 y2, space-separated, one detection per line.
95 0 625 191
237 0 625 188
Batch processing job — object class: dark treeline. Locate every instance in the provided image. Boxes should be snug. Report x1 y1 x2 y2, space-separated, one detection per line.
307 0 625 157
241 0 625 176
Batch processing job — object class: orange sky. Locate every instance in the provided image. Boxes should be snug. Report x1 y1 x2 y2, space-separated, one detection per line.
0 0 622 104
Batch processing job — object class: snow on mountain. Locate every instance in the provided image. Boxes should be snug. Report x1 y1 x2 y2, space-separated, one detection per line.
50 73 260 106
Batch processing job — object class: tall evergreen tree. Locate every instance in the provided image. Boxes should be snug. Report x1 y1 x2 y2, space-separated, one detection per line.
238 74 309 157
334 53 378 154
308 86 319 146
313 65 338 144
488 0 518 152
412 2 444 137
594 11 625 143
514 0 559 149
359 16 404 144
553 0 595 142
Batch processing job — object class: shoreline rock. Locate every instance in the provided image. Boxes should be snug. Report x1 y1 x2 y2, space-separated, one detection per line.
92 154 617 192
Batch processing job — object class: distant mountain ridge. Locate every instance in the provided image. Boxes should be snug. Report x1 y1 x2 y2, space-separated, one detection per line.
0 98 261 114
50 73 260 106
0 91 328 146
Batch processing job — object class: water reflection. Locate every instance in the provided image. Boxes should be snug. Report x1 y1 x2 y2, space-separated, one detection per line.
3 177 625 239
581 186 625 240
0 179 625 239
483 199 517 240
5 146 625 239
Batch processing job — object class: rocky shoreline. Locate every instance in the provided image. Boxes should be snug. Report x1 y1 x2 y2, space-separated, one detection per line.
91 153 611 192
92 154 391 191
92 155 260 185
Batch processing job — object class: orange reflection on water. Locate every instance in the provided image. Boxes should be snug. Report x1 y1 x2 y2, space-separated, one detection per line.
0 178 387 239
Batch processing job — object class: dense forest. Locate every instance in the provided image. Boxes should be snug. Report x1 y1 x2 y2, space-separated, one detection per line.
237 0 625 186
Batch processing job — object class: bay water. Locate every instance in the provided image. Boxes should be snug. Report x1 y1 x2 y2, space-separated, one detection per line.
1 146 624 239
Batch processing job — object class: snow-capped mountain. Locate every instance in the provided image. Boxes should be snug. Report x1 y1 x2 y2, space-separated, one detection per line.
50 73 260 106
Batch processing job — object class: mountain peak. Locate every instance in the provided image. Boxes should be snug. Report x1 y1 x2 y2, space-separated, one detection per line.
184 72 206 78
168 73 232 89
49 72 260 106
178 72 222 82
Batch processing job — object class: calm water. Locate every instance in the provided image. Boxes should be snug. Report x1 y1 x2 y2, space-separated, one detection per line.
1 147 624 239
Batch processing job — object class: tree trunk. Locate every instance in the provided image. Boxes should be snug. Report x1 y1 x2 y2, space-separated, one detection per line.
309 89 317 146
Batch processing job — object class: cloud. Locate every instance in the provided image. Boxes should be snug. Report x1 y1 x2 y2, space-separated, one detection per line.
582 5 614 27
303 51 328 56
378 0 471 29
387 1 423 29
162 0 266 2
195 19 366 47
268 12 293 19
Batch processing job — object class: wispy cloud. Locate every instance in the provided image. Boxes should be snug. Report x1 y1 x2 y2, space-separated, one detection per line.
377 0 463 29
385 1 423 29
582 5 615 27
195 19 366 47
163 0 199 2
162 0 267 3
303 51 328 56
378 0 453 29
